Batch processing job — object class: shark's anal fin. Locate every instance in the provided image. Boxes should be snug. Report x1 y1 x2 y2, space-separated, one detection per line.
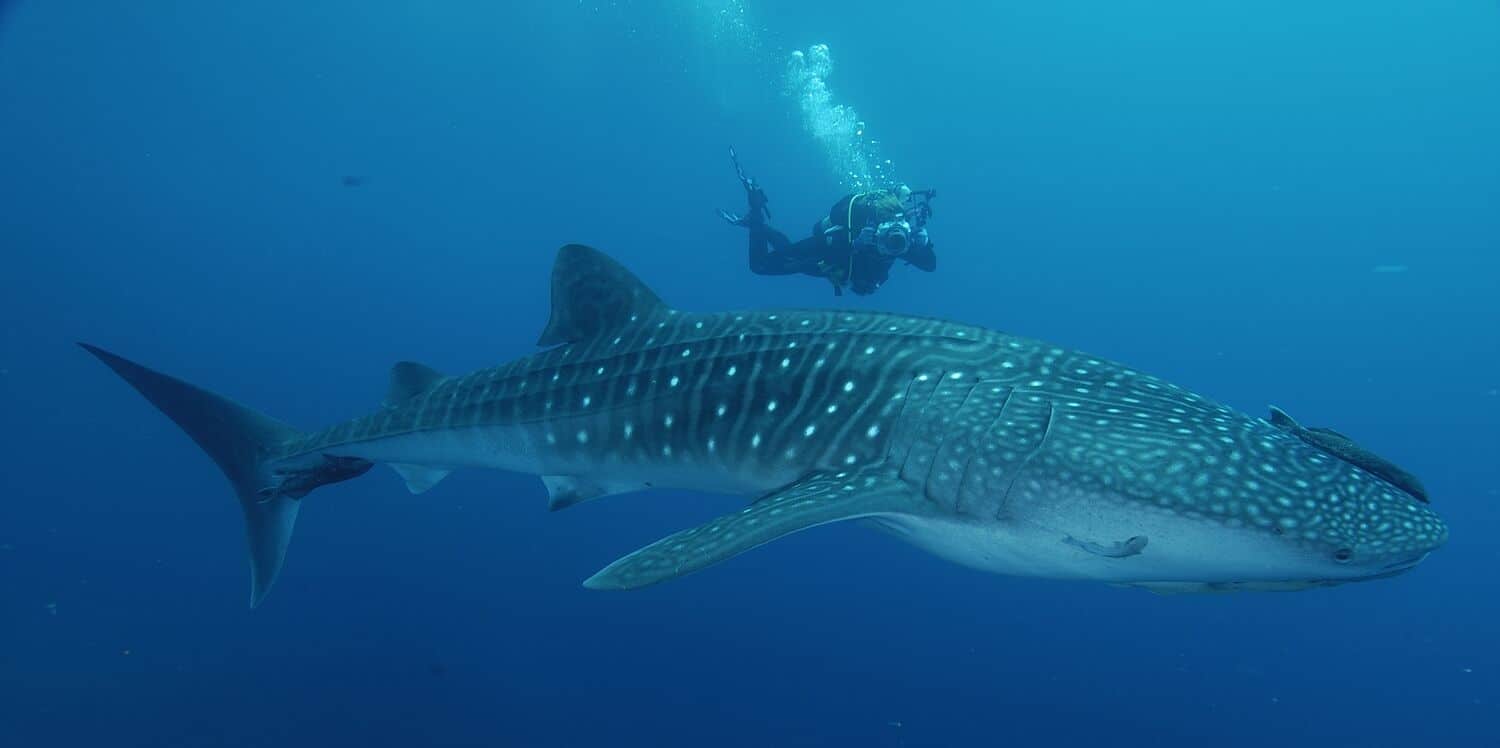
390 463 453 494
537 244 671 347
385 361 445 407
583 469 919 590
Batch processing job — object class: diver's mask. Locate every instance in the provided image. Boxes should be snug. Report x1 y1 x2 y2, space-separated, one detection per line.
874 218 911 256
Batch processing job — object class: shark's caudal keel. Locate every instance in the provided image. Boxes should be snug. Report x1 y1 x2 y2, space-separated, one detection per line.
83 245 1447 606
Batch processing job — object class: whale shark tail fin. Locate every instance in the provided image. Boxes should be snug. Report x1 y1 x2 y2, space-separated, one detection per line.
79 343 371 607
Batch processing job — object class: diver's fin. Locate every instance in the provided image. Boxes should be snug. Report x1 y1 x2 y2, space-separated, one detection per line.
1267 405 1302 431
79 343 328 608
583 469 918 590
385 361 445 407
389 463 453 494
541 475 649 511
537 244 670 347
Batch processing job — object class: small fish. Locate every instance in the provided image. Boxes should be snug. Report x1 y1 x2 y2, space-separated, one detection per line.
1063 534 1148 558
340 175 369 188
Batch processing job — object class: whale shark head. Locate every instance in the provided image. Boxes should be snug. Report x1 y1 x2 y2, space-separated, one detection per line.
1249 459 1445 588
1101 420 1448 593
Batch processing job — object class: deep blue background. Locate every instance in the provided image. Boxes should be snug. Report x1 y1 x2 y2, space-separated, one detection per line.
2 2 1497 746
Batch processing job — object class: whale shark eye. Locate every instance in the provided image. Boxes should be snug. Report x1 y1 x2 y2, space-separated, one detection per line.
1333 548 1354 563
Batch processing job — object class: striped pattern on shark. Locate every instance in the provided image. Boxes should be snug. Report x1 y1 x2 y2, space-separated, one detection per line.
83 245 1446 606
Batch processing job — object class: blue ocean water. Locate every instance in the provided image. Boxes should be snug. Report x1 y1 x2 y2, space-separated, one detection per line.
2 1 1497 745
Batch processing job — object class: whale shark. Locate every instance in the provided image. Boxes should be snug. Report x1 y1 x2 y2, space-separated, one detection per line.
83 245 1446 606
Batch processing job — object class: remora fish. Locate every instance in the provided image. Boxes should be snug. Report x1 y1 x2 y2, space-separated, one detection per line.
83 245 1446 606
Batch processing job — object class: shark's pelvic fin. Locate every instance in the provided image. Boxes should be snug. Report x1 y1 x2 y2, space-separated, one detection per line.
78 343 371 608
389 463 453 494
385 361 446 407
536 244 670 347
583 469 918 590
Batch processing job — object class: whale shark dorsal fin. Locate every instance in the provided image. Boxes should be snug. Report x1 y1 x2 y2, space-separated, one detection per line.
582 469 920 590
385 361 445 407
537 244 670 347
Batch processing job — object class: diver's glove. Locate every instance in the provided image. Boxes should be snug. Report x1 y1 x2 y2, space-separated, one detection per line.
718 208 750 227
853 226 878 250
912 227 930 249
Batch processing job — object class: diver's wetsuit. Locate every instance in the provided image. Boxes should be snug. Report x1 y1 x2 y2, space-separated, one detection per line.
744 193 937 296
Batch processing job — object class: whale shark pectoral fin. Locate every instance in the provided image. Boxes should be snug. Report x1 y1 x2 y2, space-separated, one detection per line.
1063 534 1148 558
582 470 918 591
542 475 649 511
389 463 452 494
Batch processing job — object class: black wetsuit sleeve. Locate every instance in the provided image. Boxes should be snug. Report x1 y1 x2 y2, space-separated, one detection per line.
904 242 937 272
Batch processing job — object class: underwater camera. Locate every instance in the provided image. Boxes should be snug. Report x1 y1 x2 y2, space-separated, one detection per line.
875 219 911 256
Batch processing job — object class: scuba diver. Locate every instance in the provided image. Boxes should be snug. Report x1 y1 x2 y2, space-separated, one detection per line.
718 149 937 296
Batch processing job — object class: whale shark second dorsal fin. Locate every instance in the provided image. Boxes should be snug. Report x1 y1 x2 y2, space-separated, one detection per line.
537 244 670 347
385 361 446 407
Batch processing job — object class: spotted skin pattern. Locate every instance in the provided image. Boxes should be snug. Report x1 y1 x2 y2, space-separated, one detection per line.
281 302 1444 585
88 246 1447 600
